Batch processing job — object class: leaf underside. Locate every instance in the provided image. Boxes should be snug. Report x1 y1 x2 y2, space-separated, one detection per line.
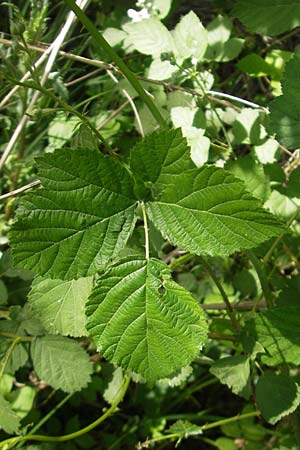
86 255 208 384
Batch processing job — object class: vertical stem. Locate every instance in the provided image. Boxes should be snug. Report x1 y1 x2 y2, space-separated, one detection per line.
63 0 166 128
141 202 150 260
0 337 22 383
246 250 274 309
201 257 240 332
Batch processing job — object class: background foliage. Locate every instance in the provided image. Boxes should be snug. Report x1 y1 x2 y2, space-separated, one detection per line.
0 0 300 449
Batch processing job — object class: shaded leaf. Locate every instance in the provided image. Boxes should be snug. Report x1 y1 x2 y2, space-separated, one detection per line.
232 0 300 35
256 373 300 424
0 393 20 434
29 276 93 337
31 335 92 393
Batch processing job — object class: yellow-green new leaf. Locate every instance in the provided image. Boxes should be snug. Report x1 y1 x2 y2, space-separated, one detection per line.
86 256 208 384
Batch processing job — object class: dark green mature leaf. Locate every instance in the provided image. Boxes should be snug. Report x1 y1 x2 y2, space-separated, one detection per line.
28 276 93 337
248 307 300 365
10 148 137 280
130 128 194 196
147 166 285 256
86 255 208 384
0 393 20 434
232 0 300 35
269 55 300 149
31 335 93 393
256 373 300 424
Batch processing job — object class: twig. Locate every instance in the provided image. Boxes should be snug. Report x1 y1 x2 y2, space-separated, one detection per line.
0 179 41 201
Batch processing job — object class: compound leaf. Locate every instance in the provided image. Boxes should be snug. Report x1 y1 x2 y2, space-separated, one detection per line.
10 148 137 280
232 0 300 36
31 335 93 393
147 165 285 256
86 255 208 384
28 276 93 337
256 373 300 424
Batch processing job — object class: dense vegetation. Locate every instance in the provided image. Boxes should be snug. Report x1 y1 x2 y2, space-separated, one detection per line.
1 0 300 449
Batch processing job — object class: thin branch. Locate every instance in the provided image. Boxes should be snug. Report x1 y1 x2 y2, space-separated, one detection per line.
0 179 41 201
141 202 150 260
0 0 90 172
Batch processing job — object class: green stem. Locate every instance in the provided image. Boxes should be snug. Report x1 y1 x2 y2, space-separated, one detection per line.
0 337 22 383
169 253 194 270
63 0 165 128
141 202 150 260
246 250 274 309
201 257 240 332
10 78 112 154
16 394 73 449
263 206 300 265
141 411 258 447
0 376 130 449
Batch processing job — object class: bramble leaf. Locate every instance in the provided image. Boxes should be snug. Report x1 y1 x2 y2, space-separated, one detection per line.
0 393 20 434
147 165 285 256
28 276 93 337
86 255 208 384
210 355 250 395
256 373 300 424
130 128 194 194
232 0 300 36
247 307 300 366
31 335 92 393
10 148 137 280
269 55 300 149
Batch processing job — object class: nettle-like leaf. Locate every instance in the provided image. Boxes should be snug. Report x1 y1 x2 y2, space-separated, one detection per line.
232 0 300 36
10 148 137 280
269 55 300 149
86 255 208 384
146 165 285 257
28 276 93 337
247 307 300 366
256 373 300 424
31 335 92 393
130 128 194 193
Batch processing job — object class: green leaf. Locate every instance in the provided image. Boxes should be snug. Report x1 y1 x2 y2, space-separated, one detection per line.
102 27 127 47
46 112 80 152
248 307 300 365
153 0 172 19
103 367 123 405
269 55 300 149
205 15 244 62
173 11 208 62
31 335 92 393
123 19 173 56
8 385 36 419
86 255 208 384
10 148 137 280
225 154 270 202
147 165 285 257
210 355 250 395
130 128 194 195
232 0 300 35
237 53 271 77
256 373 300 424
28 276 93 337
147 58 177 81
0 393 20 434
